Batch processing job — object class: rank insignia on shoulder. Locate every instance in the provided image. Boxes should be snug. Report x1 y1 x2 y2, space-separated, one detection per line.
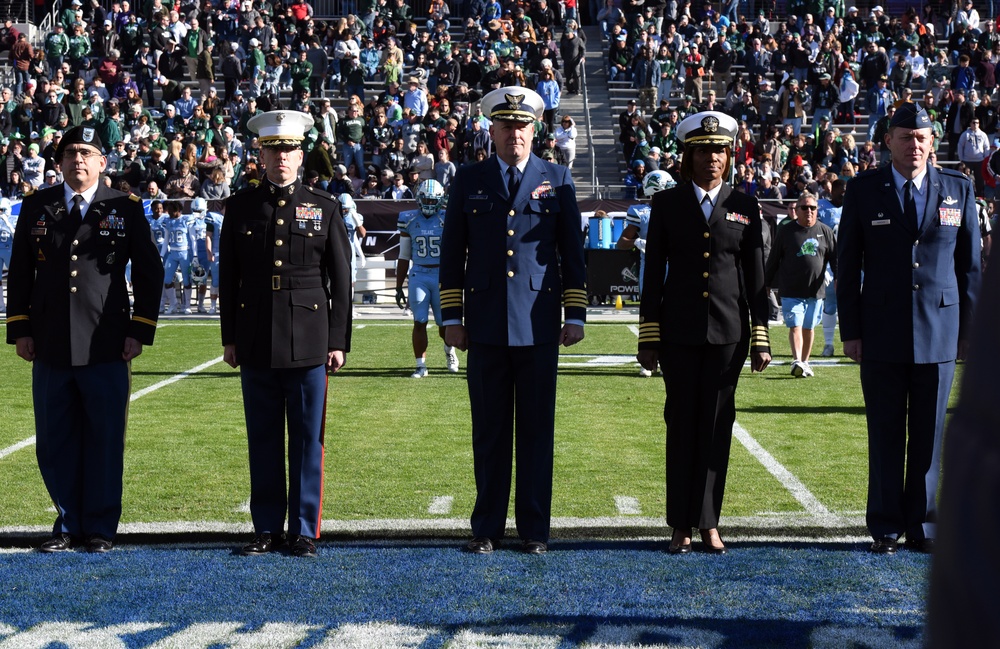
725 212 750 225
129 194 140 202
531 181 554 199
24 188 35 197
939 207 962 226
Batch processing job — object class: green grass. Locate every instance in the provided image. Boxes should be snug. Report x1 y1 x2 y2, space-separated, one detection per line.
0 319 960 530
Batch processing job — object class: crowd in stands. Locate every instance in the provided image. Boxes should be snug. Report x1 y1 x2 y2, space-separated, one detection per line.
0 0 591 204
608 0 1000 210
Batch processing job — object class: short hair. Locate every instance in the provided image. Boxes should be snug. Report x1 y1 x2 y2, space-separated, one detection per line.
796 191 819 206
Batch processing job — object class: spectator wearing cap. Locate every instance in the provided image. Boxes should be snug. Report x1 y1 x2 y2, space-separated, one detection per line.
681 46 704 104
220 42 244 103
402 77 429 118
811 73 837 126
94 18 121 60
246 38 265 98
778 78 807 136
959 115 990 194
866 75 895 141
609 34 633 82
44 23 69 80
66 23 90 72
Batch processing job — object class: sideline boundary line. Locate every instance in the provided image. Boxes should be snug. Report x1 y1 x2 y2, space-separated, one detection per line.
0 356 225 461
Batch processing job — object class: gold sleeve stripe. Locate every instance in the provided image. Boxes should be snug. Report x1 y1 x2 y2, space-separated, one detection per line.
638 335 660 343
132 316 158 327
441 300 463 308
563 289 588 296
6 315 29 323
639 323 660 333
441 289 463 296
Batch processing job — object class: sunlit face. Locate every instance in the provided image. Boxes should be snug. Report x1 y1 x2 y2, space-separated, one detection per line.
261 145 303 185
489 119 534 166
689 144 728 188
60 143 106 191
885 127 933 177
794 197 818 227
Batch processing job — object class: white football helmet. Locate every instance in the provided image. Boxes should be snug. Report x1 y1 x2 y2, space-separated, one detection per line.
416 179 445 216
0 197 11 214
337 193 357 213
642 170 676 197
191 197 208 214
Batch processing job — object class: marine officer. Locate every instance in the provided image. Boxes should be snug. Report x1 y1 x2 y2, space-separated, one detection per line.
637 111 771 555
5 124 164 553
439 86 588 555
219 110 353 558
837 102 981 555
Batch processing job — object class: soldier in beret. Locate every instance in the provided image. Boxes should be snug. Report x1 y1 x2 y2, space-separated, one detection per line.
219 110 353 559
637 111 771 555
5 124 164 553
838 102 981 555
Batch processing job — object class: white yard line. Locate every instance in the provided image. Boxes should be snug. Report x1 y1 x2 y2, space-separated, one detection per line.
733 422 832 518
427 496 453 515
235 498 251 514
0 436 36 461
614 496 642 515
0 356 225 462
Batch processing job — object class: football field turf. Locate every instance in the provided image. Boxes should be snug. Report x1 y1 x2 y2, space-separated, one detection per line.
0 314 944 647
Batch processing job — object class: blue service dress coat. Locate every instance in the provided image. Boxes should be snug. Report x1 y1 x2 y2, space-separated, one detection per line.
837 163 981 543
438 153 587 544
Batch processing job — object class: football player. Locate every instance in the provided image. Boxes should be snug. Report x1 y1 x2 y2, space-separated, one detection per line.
617 169 676 377
0 198 16 313
147 200 170 312
161 201 196 314
395 179 460 378
338 193 367 295
189 198 211 313
203 201 225 315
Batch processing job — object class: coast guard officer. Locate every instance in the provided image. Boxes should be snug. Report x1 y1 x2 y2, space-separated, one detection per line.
439 86 588 555
838 102 981 555
220 110 353 558
5 125 163 553
637 111 771 555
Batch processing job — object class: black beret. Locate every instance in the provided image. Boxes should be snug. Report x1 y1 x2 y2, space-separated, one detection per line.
890 102 932 129
55 125 105 158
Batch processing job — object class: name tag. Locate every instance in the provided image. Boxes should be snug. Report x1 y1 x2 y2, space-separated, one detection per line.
939 208 962 227
872 219 891 226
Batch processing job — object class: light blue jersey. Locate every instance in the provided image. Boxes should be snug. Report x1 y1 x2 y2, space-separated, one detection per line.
205 211 224 280
0 212 16 273
161 215 196 285
148 214 168 259
399 208 446 324
626 203 654 289
817 198 842 315
398 209 445 267
191 213 209 260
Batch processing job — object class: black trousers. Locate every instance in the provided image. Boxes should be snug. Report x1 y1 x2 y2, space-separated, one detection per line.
661 338 748 530
467 342 559 543
860 359 954 541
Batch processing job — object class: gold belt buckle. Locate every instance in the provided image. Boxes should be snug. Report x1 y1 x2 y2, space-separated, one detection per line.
272 275 281 290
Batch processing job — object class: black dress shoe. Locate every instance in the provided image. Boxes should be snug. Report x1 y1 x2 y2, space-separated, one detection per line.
465 536 497 554
870 537 899 554
289 535 317 558
699 529 727 555
905 538 934 554
241 533 282 556
667 542 692 555
39 533 74 553
521 540 547 555
85 536 114 553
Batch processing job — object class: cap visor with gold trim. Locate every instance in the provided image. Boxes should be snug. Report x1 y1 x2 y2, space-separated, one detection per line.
481 86 544 123
676 110 738 147
247 110 315 147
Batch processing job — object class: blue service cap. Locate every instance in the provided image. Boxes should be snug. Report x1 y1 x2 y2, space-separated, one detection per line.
890 102 932 129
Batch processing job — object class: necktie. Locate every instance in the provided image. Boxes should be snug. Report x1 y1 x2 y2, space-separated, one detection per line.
903 180 918 231
507 166 521 201
701 193 713 220
70 194 84 221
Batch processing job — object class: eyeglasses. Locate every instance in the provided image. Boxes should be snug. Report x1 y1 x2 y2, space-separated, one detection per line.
797 205 818 211
62 148 102 160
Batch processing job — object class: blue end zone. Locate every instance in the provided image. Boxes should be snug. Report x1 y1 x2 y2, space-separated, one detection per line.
0 541 928 647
